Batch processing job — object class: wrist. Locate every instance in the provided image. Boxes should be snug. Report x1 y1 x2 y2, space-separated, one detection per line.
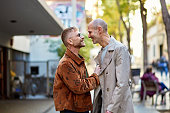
106 110 112 113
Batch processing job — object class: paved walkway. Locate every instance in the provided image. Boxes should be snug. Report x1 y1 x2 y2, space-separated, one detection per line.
0 70 169 113
0 94 167 113
132 69 170 113
0 98 159 113
0 98 54 113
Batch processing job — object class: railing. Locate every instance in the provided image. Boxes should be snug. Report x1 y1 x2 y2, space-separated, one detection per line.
9 59 59 98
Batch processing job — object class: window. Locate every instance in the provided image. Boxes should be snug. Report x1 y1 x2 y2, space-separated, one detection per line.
31 66 39 75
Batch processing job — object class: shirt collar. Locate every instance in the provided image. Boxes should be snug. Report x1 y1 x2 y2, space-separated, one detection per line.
101 36 115 51
65 48 84 65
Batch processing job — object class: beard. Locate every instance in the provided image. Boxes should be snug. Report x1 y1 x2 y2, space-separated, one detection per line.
74 41 85 48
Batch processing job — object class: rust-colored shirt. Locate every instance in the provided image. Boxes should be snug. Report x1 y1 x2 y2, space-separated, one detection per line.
53 49 99 112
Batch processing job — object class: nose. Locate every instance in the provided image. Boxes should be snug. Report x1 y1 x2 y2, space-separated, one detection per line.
81 35 84 39
88 34 91 38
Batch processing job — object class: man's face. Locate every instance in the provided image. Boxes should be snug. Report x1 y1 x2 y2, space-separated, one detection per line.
88 24 99 44
70 31 85 48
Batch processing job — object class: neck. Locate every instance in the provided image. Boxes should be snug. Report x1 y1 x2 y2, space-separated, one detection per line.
68 47 80 56
99 33 110 48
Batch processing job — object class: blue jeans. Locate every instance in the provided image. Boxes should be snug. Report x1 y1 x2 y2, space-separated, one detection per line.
160 67 168 77
160 82 168 90
60 110 89 113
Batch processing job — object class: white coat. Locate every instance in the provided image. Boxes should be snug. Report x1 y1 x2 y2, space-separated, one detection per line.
93 37 134 113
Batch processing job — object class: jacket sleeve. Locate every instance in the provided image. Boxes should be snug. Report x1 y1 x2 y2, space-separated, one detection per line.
58 62 100 94
107 46 131 112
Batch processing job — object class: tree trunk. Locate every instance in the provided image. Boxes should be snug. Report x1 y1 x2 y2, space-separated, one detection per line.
118 18 123 43
160 0 170 81
127 28 131 54
139 0 148 71
116 0 131 54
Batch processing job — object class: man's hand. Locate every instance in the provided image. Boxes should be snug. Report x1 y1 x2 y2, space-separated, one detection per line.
94 65 101 75
106 110 112 113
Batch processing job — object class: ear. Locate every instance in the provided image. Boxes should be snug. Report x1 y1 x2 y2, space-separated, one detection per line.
67 38 73 45
98 26 103 34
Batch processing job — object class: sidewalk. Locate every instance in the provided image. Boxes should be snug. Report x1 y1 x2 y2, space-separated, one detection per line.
0 93 166 113
0 98 160 113
0 97 54 113
0 71 169 113
132 69 170 113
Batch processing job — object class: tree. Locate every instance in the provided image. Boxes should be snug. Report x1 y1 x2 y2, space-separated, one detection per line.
116 0 131 53
115 0 138 54
160 0 170 73
99 0 125 42
139 0 148 70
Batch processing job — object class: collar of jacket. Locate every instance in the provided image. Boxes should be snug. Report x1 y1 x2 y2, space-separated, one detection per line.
107 36 117 51
95 36 116 62
65 48 85 65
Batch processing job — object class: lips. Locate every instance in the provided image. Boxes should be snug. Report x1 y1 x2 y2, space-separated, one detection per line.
81 39 84 42
81 41 85 44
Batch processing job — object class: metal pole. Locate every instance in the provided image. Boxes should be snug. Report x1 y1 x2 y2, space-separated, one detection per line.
71 0 77 27
46 61 49 97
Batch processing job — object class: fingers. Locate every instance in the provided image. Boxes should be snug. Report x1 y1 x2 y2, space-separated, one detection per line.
94 65 101 75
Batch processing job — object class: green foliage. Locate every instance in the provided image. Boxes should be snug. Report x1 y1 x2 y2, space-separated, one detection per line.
118 0 139 22
46 34 94 64
99 0 124 40
56 43 66 58
45 38 66 58
79 34 94 63
99 0 138 41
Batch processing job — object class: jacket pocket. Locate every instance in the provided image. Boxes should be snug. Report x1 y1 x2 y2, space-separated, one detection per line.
73 93 92 108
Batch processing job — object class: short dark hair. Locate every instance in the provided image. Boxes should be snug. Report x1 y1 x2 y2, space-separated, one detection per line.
61 27 77 46
145 66 152 73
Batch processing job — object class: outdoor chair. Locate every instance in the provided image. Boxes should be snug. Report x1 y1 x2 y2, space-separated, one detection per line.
141 80 160 107
131 68 141 98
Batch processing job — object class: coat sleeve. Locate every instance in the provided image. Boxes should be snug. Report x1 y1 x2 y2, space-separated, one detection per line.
58 62 100 94
107 46 131 112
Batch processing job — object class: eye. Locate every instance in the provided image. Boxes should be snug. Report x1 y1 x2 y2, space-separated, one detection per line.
77 33 83 38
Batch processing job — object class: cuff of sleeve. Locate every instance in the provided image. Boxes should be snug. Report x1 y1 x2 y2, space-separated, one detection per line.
91 73 100 85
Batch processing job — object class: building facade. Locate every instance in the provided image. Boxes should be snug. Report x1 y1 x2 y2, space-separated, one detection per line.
0 0 64 99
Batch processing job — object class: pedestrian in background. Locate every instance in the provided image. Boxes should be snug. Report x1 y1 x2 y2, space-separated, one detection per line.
53 27 100 113
88 18 134 113
140 66 169 104
158 56 168 79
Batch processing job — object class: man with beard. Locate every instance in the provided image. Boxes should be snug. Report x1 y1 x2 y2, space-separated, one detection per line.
53 27 100 113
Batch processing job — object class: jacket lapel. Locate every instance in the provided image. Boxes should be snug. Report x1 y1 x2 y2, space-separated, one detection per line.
100 50 114 74
95 37 116 75
94 50 102 66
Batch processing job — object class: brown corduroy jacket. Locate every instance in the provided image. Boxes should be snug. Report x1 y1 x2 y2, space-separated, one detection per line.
53 49 100 112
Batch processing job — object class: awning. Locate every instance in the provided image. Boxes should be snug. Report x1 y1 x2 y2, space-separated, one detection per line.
0 0 64 36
